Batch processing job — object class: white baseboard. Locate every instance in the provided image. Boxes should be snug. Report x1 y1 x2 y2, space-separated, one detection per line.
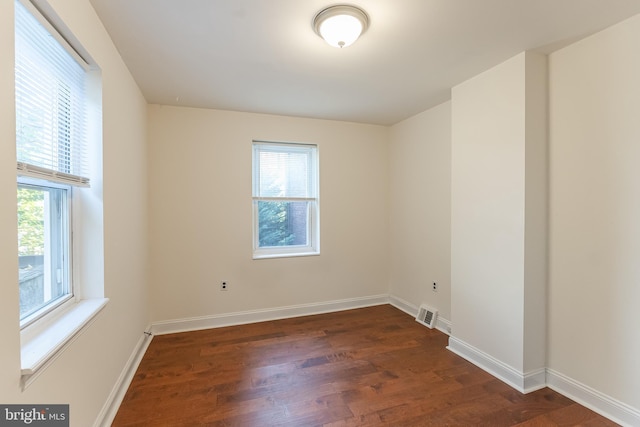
389 294 451 335
388 294 415 316
93 296 640 427
94 328 153 427
447 336 546 394
447 336 640 425
547 368 640 427
150 295 389 336
94 293 399 425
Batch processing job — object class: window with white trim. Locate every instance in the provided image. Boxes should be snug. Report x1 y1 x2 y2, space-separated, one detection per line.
15 0 90 328
252 142 319 258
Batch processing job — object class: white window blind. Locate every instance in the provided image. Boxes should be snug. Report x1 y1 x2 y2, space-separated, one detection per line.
253 143 317 200
15 0 90 187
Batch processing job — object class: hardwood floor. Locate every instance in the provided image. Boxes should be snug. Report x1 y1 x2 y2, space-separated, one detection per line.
113 305 617 426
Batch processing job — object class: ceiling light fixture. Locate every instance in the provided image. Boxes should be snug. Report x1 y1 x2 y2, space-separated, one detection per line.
313 5 369 48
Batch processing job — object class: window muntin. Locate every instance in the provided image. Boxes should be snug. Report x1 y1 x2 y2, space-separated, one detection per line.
15 0 90 327
252 142 319 258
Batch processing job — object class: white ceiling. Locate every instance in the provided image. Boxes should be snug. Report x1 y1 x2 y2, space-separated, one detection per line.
88 0 640 125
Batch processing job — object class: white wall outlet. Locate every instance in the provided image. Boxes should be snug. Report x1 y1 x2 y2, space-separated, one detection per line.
432 282 438 292
220 281 228 291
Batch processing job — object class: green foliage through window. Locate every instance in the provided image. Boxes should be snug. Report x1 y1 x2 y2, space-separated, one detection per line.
258 201 295 247
17 187 45 256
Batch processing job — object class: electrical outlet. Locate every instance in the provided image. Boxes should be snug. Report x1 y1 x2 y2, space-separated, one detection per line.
220 281 228 291
432 282 438 292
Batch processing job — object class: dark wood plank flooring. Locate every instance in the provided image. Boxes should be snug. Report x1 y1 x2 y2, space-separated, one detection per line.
112 305 617 426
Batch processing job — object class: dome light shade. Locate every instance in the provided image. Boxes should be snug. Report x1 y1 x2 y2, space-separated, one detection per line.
313 5 369 48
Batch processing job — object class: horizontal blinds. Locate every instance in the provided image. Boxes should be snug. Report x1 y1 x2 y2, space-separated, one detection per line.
253 143 317 199
15 0 90 187
17 162 89 187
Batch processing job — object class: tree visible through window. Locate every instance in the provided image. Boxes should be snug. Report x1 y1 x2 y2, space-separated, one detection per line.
17 187 45 256
17 184 69 319
258 200 310 247
252 142 319 258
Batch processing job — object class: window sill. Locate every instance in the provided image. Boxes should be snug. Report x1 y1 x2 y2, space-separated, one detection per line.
253 251 320 260
20 298 109 388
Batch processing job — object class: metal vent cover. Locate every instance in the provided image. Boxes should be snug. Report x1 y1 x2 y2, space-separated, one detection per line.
415 304 438 329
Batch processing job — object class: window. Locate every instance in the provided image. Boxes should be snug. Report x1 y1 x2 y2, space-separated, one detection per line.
15 0 90 328
252 142 319 258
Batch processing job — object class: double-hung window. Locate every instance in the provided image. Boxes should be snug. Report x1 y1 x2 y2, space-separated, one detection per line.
15 0 90 328
252 141 319 258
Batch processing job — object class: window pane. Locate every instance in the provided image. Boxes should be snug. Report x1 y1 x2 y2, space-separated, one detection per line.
18 184 70 320
258 149 311 198
258 201 309 247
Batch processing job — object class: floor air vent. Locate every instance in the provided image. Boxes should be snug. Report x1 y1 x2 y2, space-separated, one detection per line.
415 304 437 329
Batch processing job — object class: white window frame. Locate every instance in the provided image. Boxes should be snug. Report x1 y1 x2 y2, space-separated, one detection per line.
15 0 108 388
252 141 320 259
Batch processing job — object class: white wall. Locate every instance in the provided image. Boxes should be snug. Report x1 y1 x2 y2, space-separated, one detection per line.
523 53 548 376
0 1 150 426
548 14 640 411
450 51 547 380
451 54 526 370
388 101 451 321
148 105 389 322
0 0 21 400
